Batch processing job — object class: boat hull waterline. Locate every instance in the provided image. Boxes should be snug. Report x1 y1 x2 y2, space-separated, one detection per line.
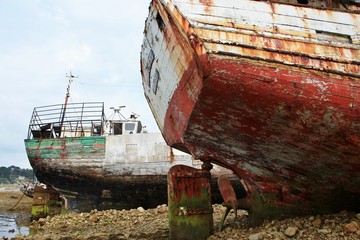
26 132 235 210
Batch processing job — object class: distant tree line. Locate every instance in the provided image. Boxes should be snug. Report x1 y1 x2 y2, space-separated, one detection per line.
0 166 34 184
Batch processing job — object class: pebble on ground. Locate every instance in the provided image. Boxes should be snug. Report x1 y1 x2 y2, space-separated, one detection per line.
8 204 360 240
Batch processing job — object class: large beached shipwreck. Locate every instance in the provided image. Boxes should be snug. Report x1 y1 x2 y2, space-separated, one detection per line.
24 76 235 215
141 0 359 237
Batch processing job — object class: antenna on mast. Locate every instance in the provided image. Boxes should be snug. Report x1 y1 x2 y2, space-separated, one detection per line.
60 71 79 129
65 71 78 98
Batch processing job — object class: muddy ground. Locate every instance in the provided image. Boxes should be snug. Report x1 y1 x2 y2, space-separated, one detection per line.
1 189 359 239
0 189 33 214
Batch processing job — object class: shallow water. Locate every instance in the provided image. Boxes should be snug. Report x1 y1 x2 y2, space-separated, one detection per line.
0 211 30 238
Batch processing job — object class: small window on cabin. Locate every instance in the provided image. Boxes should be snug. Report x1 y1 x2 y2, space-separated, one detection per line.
125 123 136 132
114 122 123 135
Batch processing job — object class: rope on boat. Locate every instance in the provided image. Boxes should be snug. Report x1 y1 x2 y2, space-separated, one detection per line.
8 181 31 211
8 191 26 211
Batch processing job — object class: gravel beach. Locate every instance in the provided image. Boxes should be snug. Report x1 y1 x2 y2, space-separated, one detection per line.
1 190 359 240
20 207 360 240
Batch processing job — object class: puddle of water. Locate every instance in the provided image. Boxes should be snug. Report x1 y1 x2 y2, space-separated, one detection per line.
0 212 30 239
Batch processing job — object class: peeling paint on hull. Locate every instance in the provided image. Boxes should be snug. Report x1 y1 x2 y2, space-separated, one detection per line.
141 0 360 221
25 134 232 210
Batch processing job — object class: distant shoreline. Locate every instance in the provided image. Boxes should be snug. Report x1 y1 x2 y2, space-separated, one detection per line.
0 184 20 192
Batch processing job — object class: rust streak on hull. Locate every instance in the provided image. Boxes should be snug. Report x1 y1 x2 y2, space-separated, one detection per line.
141 0 360 223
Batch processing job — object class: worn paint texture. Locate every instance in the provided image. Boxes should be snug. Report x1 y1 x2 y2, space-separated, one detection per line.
31 185 62 220
24 101 234 211
25 133 230 211
168 165 213 240
141 0 360 223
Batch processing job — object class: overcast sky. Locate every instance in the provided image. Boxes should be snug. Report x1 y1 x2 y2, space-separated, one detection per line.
0 0 158 168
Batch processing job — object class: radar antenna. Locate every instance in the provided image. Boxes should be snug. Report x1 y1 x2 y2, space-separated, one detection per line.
108 106 126 120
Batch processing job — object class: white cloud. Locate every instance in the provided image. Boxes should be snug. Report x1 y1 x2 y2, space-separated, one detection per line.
0 0 156 168
56 43 93 67
103 74 122 85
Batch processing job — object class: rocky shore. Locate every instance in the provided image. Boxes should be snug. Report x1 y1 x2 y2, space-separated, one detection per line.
1 190 359 239
9 204 360 240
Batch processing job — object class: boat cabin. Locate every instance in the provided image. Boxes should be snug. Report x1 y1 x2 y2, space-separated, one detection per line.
106 118 143 135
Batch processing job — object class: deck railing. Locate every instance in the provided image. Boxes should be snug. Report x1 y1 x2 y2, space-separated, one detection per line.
27 102 105 139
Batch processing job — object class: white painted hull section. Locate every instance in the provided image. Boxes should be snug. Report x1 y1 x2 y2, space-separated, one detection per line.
104 133 199 176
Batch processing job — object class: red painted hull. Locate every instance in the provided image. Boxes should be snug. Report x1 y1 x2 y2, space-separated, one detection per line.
141 0 360 222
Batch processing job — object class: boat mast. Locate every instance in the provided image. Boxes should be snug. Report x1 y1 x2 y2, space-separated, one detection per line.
60 72 78 129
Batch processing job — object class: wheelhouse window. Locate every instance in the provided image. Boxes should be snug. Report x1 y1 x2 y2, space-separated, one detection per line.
125 123 136 133
113 122 123 135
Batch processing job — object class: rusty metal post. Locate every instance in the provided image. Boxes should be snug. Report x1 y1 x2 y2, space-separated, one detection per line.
31 185 62 220
168 164 213 240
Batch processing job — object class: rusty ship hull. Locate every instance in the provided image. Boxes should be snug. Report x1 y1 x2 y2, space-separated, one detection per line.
25 102 231 211
25 133 205 210
141 0 360 221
